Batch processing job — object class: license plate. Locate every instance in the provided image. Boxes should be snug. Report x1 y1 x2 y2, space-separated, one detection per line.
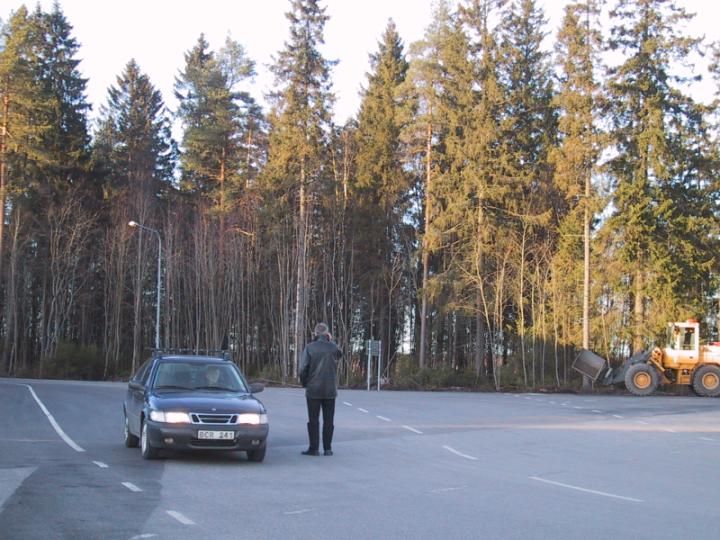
198 430 235 440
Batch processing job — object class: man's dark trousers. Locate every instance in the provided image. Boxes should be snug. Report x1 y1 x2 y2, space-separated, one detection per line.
306 397 335 452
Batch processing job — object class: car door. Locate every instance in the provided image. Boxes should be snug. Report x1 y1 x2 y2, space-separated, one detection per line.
127 359 152 435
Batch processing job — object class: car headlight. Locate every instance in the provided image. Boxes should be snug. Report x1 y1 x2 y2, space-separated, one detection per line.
149 410 191 423
235 413 268 425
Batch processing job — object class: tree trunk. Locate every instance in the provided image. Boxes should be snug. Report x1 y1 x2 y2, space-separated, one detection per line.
2 208 21 375
293 158 308 380
0 92 8 295
582 171 591 389
633 267 644 354
419 122 432 370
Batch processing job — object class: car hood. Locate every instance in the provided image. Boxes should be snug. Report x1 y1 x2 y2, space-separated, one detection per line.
148 391 265 414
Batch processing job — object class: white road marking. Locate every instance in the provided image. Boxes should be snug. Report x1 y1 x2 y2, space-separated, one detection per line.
93 461 108 468
573 406 584 410
613 415 624 419
442 445 478 461
402 425 423 434
591 410 603 414
376 415 391 422
343 401 353 407
122 482 142 492
358 408 369 413
24 384 85 452
6 438 58 443
699 437 715 441
129 534 158 539
636 420 649 425
167 511 195 525
530 476 643 502
663 428 676 433
284 508 314 515
549 401 557 405
431 486 468 493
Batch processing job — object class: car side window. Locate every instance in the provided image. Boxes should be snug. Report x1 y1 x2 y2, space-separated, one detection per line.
132 359 152 385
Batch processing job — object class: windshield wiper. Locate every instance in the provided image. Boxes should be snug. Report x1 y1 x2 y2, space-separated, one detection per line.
194 385 237 391
154 385 192 390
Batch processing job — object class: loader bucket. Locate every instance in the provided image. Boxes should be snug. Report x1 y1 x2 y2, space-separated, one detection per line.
572 349 609 382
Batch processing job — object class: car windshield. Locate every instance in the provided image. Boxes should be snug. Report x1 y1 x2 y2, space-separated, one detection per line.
153 361 247 392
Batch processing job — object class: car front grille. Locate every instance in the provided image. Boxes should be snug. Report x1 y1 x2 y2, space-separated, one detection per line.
190 438 237 448
190 413 236 424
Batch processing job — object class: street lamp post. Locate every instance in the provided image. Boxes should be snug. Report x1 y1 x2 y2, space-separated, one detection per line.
128 220 162 350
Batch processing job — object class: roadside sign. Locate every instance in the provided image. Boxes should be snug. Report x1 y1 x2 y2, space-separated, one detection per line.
366 340 382 391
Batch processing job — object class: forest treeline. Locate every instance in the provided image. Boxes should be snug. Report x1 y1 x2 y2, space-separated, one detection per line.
1 0 719 390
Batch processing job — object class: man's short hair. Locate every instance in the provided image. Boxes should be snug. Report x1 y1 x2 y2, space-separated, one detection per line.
314 322 329 336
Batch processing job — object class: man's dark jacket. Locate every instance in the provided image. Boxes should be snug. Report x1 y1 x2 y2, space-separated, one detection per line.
300 335 342 399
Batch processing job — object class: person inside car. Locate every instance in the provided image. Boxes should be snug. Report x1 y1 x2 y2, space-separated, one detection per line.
205 365 222 386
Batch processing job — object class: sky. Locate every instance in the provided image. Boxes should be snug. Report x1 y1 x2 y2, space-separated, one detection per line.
4 0 720 125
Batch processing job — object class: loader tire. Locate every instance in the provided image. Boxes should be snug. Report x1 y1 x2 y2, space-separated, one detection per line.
692 365 720 397
625 363 659 396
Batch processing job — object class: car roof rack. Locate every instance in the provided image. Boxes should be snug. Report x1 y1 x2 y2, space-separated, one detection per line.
151 349 233 361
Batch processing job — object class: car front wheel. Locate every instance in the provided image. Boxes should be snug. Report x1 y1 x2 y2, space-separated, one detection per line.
141 421 159 459
247 445 266 463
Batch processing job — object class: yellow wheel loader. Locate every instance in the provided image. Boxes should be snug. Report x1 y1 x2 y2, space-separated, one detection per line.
573 320 720 397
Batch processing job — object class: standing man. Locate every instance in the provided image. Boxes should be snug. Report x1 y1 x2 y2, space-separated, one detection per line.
299 322 342 456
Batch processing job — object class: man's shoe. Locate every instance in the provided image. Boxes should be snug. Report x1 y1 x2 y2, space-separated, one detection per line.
301 449 320 456
324 450 333 456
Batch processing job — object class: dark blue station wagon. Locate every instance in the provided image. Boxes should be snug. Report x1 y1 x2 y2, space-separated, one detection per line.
123 353 269 462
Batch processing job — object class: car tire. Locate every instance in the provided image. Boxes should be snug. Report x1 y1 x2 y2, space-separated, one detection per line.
247 445 266 463
141 421 159 459
124 411 139 448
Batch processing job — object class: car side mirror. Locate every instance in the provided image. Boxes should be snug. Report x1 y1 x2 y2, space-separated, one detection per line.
249 382 264 394
128 381 143 391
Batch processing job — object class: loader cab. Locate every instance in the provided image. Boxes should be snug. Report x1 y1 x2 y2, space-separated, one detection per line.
669 323 698 351
665 321 700 368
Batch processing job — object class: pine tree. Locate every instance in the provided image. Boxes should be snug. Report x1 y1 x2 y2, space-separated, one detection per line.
33 3 92 197
352 19 412 367
497 0 555 209
175 34 256 206
0 8 32 286
429 7 479 371
496 0 556 384
0 4 90 219
174 34 260 356
0 6 45 372
94 59 176 373
96 59 176 194
404 0 454 369
549 1 603 384
457 0 506 378
604 0 718 351
6 3 96 373
262 0 335 380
